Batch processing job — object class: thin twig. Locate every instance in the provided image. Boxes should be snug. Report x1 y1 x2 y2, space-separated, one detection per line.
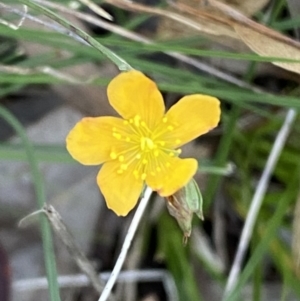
76 0 113 21
98 187 153 301
43 205 116 300
19 205 117 300
223 108 297 300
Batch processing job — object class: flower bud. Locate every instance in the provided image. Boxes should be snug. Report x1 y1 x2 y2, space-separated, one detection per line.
165 178 203 244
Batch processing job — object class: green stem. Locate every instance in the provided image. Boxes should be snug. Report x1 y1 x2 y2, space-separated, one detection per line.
18 0 132 71
0 105 61 301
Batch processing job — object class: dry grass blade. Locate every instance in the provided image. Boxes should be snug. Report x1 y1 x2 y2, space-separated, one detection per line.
105 0 234 37
107 0 300 74
217 0 270 16
76 0 113 20
172 0 300 74
42 205 117 301
233 25 300 74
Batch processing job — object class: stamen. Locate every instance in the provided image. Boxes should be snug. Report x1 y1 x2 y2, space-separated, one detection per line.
133 170 139 179
118 155 124 162
154 150 159 157
141 137 146 150
117 169 123 174
162 117 168 123
156 167 161 172
110 152 117 159
167 125 174 131
141 173 147 180
140 137 155 151
146 138 154 149
113 133 122 139
142 159 148 164
134 115 141 127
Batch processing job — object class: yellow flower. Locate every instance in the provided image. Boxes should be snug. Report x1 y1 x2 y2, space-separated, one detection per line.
66 70 220 216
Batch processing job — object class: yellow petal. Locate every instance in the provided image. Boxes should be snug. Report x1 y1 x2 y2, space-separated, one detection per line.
146 154 197 196
160 94 221 148
97 161 144 216
66 116 131 165
107 70 165 129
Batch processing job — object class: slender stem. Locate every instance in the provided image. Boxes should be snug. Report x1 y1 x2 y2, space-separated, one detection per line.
98 187 153 301
0 105 61 301
16 0 132 71
223 108 297 299
42 205 116 300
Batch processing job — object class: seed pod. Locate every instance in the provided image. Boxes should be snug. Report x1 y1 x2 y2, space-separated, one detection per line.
165 178 203 244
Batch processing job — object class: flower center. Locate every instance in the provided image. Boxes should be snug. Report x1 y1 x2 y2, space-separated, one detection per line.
109 114 181 181
140 137 155 151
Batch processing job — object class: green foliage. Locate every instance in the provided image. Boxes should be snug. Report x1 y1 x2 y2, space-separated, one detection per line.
1 0 300 300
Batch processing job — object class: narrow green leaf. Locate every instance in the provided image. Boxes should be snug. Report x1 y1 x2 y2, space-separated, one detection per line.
0 105 61 301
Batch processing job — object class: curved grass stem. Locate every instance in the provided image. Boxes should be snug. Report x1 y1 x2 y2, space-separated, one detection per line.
223 108 297 300
0 105 61 301
16 0 132 71
98 187 152 301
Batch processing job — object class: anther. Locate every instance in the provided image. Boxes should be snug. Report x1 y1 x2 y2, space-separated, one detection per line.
156 167 161 172
134 115 141 127
162 117 168 123
142 159 148 164
118 155 124 162
113 133 122 140
133 170 139 179
146 138 154 149
110 152 117 159
141 173 147 180
167 125 174 131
